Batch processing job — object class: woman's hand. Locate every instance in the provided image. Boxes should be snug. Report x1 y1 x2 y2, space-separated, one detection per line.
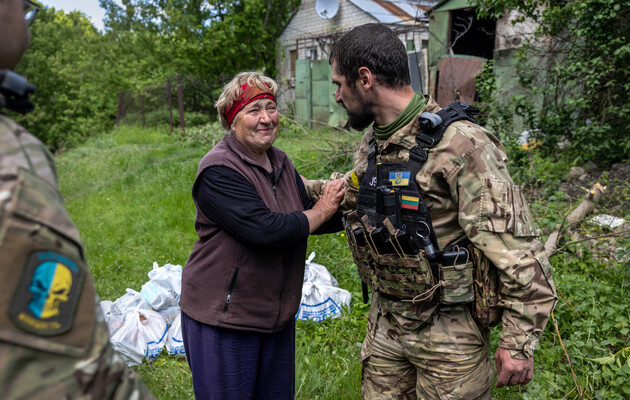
304 179 345 233
313 179 345 218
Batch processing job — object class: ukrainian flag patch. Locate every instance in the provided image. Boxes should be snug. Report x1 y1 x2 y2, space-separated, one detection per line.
389 171 410 186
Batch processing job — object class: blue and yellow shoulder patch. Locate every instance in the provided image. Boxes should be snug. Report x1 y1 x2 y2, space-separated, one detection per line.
389 171 410 187
9 251 85 336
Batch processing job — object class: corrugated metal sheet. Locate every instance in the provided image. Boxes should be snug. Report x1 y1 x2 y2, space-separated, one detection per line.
312 60 332 124
348 0 433 25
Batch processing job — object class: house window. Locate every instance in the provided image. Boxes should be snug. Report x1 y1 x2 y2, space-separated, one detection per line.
306 46 318 60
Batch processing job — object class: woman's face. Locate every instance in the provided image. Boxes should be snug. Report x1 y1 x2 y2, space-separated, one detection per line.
231 98 279 156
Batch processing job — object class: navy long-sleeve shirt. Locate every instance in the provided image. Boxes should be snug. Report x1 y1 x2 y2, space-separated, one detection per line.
194 166 342 248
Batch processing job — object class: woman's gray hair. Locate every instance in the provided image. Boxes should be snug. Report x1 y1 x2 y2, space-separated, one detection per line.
216 72 278 130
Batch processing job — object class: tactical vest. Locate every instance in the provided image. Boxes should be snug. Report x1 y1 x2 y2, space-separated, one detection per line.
344 102 486 305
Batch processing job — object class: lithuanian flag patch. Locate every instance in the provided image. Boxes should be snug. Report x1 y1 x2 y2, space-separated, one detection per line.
401 195 419 210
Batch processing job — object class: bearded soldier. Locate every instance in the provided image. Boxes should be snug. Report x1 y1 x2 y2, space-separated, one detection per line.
306 23 557 399
0 0 153 398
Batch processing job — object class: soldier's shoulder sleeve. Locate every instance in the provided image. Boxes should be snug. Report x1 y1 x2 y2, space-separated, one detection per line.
446 122 557 358
0 117 154 399
0 115 58 188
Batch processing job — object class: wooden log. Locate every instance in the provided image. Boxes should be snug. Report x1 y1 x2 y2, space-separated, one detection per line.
544 183 606 258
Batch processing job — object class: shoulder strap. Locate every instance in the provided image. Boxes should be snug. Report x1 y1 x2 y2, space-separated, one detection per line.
408 101 479 176
0 70 35 114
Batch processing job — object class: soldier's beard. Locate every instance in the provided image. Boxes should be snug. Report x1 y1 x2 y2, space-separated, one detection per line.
347 105 375 131
343 95 375 131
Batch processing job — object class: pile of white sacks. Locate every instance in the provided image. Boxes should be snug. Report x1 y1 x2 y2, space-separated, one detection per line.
101 254 351 367
100 262 185 366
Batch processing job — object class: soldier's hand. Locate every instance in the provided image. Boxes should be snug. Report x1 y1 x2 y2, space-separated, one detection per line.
313 179 345 219
494 347 534 388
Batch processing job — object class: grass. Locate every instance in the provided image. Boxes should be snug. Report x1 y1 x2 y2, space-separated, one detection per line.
56 122 630 399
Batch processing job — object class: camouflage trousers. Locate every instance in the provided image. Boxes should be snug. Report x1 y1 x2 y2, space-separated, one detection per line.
361 297 494 400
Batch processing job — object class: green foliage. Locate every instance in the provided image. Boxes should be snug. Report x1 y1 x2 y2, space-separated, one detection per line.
473 0 630 167
176 120 224 148
14 7 116 151
99 0 301 100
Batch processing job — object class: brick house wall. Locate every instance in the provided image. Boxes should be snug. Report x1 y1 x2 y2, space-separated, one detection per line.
276 0 429 114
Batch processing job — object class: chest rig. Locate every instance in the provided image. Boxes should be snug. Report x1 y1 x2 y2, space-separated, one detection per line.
344 102 480 302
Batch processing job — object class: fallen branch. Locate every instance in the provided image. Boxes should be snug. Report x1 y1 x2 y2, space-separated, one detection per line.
555 229 630 254
545 183 607 258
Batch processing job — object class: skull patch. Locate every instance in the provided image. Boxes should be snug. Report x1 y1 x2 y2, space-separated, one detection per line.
10 251 85 336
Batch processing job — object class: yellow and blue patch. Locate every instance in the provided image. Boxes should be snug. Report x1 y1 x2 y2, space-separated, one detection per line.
9 251 84 336
389 171 410 187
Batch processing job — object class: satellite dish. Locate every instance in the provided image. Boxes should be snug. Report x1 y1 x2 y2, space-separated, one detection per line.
316 0 339 19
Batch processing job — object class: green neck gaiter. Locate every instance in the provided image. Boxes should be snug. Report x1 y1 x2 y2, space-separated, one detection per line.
373 93 426 140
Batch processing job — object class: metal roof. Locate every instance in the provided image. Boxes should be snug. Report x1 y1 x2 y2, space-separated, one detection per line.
348 0 436 25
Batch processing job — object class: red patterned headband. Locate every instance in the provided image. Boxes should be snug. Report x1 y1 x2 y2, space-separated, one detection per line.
226 83 276 126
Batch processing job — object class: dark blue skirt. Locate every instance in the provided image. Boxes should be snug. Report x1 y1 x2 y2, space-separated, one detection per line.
181 311 295 399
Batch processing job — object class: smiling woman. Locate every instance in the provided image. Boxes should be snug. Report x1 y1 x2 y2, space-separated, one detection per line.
178 71 345 399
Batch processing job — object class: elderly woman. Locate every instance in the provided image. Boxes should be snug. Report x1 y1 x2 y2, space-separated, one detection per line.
179 72 344 399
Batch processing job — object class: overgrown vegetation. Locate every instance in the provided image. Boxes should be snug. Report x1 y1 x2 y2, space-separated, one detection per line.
57 121 629 399
474 0 630 166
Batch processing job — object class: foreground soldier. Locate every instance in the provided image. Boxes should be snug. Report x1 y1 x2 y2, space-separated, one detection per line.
0 0 153 398
307 23 557 398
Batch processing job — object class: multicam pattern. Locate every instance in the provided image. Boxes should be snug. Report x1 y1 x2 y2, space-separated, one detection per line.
439 260 474 305
0 114 153 399
361 296 493 399
305 96 557 359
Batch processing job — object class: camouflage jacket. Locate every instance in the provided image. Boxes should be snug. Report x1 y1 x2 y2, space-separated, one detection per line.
0 114 153 399
306 96 557 359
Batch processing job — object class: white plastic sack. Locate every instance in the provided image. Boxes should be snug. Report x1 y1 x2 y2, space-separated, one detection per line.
296 252 351 322
110 309 168 366
100 300 113 316
111 288 152 315
158 305 181 327
165 311 186 357
140 262 182 311
100 300 126 336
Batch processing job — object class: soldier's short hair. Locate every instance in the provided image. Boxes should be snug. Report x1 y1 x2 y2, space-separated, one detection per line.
330 23 411 90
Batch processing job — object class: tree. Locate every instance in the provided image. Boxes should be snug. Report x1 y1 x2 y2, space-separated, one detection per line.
15 7 116 150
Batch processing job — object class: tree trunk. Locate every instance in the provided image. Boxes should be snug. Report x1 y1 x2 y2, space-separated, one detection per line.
167 77 173 135
177 73 185 133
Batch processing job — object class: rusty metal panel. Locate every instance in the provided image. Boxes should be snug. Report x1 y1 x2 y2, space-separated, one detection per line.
295 59 312 128
436 56 486 107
